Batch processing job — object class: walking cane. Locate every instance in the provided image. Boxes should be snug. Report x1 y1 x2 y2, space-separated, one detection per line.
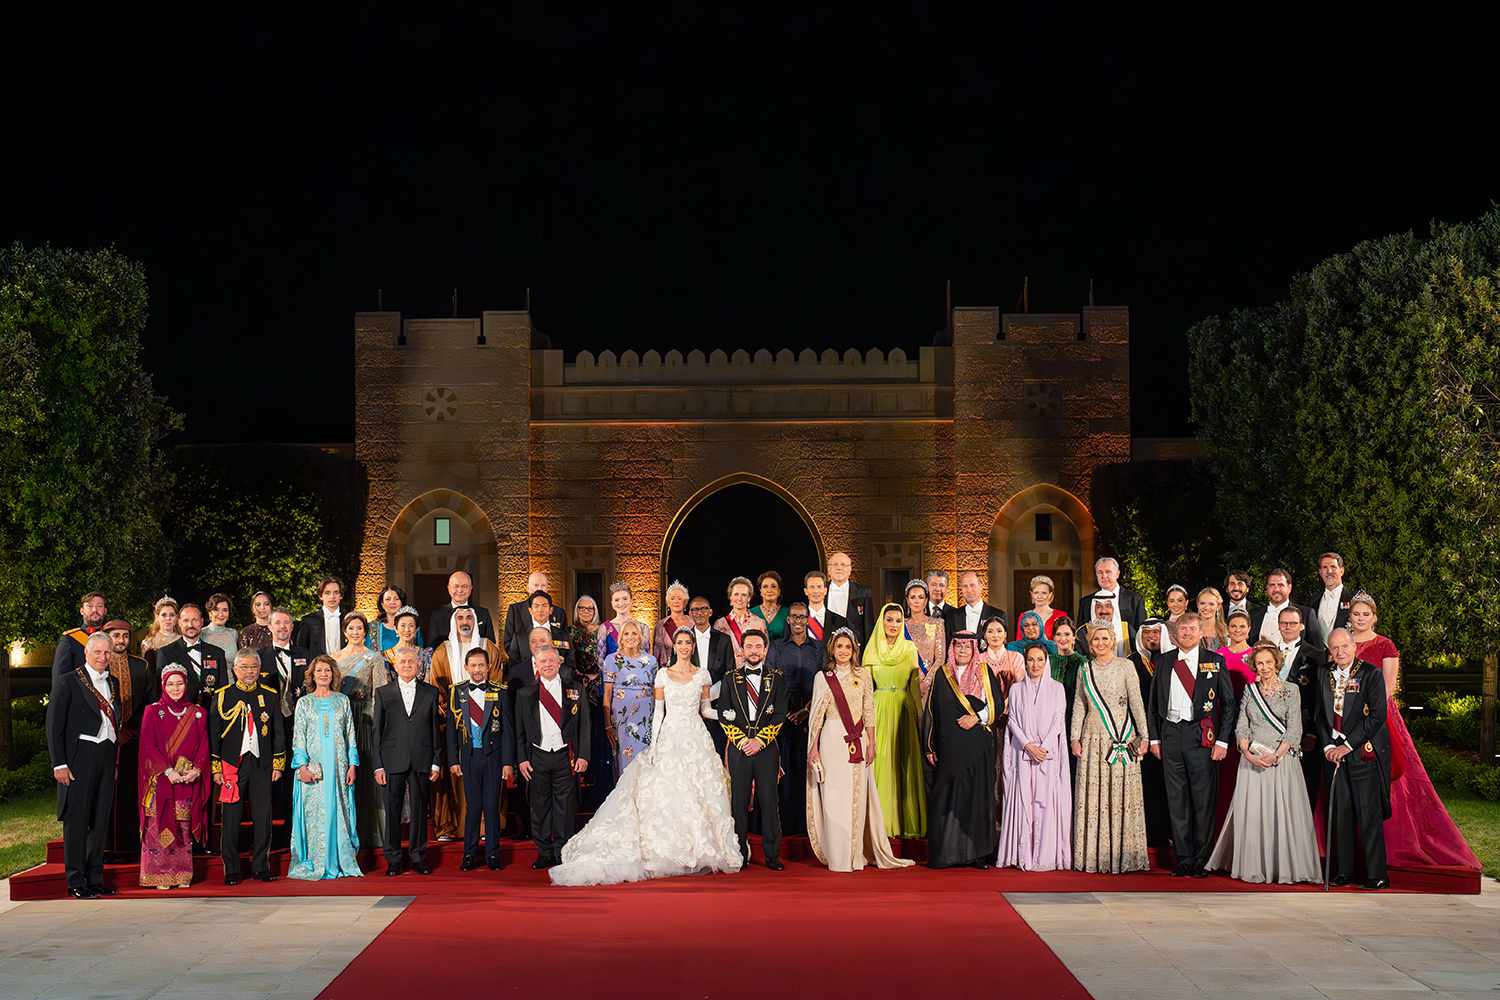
1322 757 1341 891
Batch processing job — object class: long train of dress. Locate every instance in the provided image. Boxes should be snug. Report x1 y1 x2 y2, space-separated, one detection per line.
550 668 743 885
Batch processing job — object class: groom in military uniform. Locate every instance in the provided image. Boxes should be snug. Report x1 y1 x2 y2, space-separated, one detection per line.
211 650 285 884
715 629 789 871
446 647 515 870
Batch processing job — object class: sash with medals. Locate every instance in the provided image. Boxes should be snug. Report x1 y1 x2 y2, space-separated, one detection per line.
823 669 864 763
74 668 118 733
1080 663 1135 765
1246 681 1287 739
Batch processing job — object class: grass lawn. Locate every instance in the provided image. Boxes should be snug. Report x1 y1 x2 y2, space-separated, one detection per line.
0 790 59 880
1440 790 1500 880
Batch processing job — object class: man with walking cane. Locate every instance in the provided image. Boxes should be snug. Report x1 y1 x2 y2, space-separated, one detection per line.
1317 629 1390 889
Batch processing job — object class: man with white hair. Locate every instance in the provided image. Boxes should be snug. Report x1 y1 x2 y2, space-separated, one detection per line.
428 605 504 840
427 569 497 648
515 647 590 868
48 632 121 897
1317 628 1389 889
502 570 566 655
1078 557 1145 648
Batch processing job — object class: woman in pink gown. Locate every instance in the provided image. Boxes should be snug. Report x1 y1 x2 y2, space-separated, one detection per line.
1347 592 1479 871
1213 610 1259 830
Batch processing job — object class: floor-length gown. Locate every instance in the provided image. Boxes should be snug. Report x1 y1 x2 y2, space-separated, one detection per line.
998 675 1072 871
806 668 915 872
1206 679 1321 883
137 700 209 887
339 647 388 850
550 668 743 885
924 663 1001 867
1213 645 1256 831
869 656 926 838
1071 656 1150 873
604 652 658 775
288 693 363 880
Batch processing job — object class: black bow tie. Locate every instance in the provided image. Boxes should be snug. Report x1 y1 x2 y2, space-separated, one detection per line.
743 667 763 676
186 642 200 650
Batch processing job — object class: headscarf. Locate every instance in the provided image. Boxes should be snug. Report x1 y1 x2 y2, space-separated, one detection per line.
445 606 482 680
1007 610 1058 655
945 631 985 697
158 663 190 710
862 603 917 671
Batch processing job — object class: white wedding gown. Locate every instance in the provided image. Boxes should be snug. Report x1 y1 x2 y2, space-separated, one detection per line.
550 667 744 885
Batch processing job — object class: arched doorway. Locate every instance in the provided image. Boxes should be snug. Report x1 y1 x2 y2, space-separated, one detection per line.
386 489 500 616
988 484 1095 622
661 475 824 618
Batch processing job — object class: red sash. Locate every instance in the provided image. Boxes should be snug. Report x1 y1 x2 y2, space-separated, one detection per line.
807 616 824 641
1171 658 1196 701
725 615 745 646
219 760 240 803
75 669 118 731
537 682 565 729
823 670 863 763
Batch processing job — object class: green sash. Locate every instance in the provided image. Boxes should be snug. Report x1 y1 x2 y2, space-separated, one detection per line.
1080 664 1135 766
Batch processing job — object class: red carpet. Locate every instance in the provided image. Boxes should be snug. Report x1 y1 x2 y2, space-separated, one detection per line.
9 835 1479 900
315 860 1091 1000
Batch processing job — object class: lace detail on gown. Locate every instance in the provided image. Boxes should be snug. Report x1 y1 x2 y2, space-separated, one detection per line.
550 668 744 885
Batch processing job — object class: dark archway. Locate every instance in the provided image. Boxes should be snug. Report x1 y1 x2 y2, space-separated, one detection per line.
663 482 822 619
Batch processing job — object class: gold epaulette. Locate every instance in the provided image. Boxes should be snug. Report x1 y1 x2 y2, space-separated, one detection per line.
257 684 276 695
63 628 89 645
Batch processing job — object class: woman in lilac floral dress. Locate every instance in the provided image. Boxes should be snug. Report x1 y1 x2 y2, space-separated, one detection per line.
603 620 659 775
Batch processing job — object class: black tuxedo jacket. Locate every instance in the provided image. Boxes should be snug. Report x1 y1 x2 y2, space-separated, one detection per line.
505 627 578 686
1250 603 1324 650
1312 584 1358 634
209 682 287 773
258 645 312 711
943 602 1007 640
802 608 848 648
1080 588 1146 637
293 609 343 656
429 602 498 649
1147 648 1238 745
501 600 565 660
444 680 516 766
154 637 227 706
505 617 573 669
1315 659 1392 814
514 676 591 763
830 581 876 645
713 664 790 749
47 667 123 815
1223 600 1265 624
692 628 737 683
370 679 441 774
1280 643 1324 734
926 601 949 621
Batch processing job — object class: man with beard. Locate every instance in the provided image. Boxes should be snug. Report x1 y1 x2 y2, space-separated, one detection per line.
1252 568 1323 650
52 592 109 676
429 605 505 840
103 619 151 856
716 630 788 870
1223 571 1262 621
1133 618 1173 849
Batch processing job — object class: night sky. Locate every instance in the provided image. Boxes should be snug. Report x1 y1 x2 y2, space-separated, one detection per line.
9 9 1494 442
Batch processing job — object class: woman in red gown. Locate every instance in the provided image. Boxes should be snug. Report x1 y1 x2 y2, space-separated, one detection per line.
1345 592 1479 871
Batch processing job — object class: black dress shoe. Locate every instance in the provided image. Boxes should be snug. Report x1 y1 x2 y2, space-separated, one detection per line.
385 864 402 877
1332 874 1352 886
68 886 96 899
487 858 503 871
531 858 550 870
413 863 432 875
460 857 479 871
1190 866 1209 879
1171 863 1193 877
255 872 278 882
1363 878 1390 890
765 859 785 871
224 876 242 886
87 885 117 896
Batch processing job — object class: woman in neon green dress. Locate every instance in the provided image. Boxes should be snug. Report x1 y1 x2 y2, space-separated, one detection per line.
863 603 926 838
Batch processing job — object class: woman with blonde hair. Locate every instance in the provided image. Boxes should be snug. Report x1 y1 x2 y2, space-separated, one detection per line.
140 597 180 670
1195 587 1228 650
603 618 659 775
1070 620 1150 872
653 581 693 661
1015 575 1068 639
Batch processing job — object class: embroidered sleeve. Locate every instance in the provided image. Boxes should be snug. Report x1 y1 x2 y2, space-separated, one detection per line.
720 722 748 749
755 722 784 744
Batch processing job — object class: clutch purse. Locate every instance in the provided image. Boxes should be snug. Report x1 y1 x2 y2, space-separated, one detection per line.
172 756 195 776
812 760 825 784
308 762 323 780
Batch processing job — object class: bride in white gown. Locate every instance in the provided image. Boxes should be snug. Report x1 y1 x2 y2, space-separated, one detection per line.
550 629 743 885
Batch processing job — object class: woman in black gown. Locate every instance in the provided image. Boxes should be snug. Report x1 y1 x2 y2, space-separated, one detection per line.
922 631 1003 869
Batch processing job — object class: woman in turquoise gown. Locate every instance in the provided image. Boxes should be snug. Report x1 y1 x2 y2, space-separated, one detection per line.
289 654 363 880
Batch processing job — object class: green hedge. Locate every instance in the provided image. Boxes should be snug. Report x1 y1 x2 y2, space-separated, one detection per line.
0 696 52 802
1417 738 1500 802
1407 689 1482 750
0 756 54 803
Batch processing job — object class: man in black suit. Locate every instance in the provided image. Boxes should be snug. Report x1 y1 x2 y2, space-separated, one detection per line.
294 576 345 656
501 570 565 657
515 647 590 869
258 607 309 839
1314 551 1357 639
155 603 226 706
445 647 515 871
47 632 121 898
1146 615 1237 877
51 591 109 676
715 630 789 870
211 649 285 884
504 590 572 670
687 595 736 755
1078 557 1145 646
1250 567 1323 650
371 646 441 875
1222 571 1263 622
1132 619 1173 849
103 619 152 857
801 571 847 645
429 569 498 648
825 551 875 646
944 571 1006 641
1317 628 1390 889
1273 606 1325 799
924 570 952 620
